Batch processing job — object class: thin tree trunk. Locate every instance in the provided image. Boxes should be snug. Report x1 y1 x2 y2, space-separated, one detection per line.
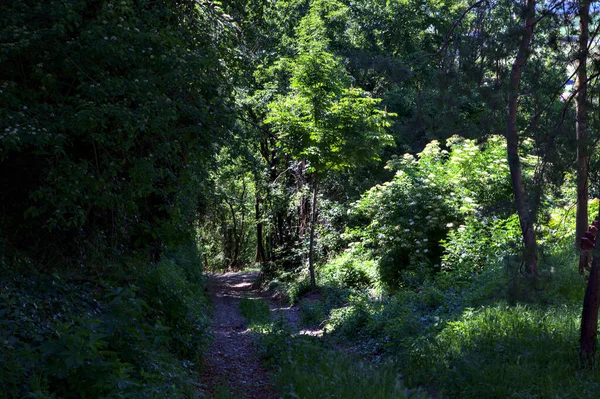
505 0 538 278
255 196 265 263
239 209 246 262
580 252 600 366
308 176 318 289
226 198 239 269
298 160 308 237
577 0 590 274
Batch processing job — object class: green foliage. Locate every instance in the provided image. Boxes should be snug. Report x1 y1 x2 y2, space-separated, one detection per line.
347 135 529 290
239 297 272 326
265 4 394 180
199 153 258 271
277 342 427 399
299 300 326 327
319 251 376 289
309 241 600 399
266 66 393 175
401 303 600 398
238 297 426 399
0 245 209 399
0 0 234 263
283 274 315 305
325 294 384 338
541 245 587 304
441 214 522 279
143 248 210 361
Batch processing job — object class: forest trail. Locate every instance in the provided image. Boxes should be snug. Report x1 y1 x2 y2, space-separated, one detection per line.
200 271 279 399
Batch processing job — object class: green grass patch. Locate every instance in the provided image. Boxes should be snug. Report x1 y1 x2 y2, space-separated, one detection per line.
239 297 272 326
238 297 425 398
278 341 427 399
402 303 600 398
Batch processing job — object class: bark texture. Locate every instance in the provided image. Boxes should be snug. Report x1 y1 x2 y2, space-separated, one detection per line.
505 0 538 278
308 177 318 288
577 0 590 274
255 196 266 264
580 254 600 366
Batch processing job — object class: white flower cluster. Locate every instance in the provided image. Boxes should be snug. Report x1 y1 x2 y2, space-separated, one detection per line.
1 122 47 141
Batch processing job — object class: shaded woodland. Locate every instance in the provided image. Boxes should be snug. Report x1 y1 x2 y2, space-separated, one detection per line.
3 0 600 397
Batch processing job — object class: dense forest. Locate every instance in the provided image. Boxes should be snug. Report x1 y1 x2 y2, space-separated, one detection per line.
3 0 600 397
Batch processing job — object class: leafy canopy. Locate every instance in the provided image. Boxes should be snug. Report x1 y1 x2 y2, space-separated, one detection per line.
265 10 394 175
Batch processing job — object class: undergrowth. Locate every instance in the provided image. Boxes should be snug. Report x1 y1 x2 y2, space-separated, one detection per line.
274 243 600 398
238 297 426 398
402 303 598 398
0 244 209 399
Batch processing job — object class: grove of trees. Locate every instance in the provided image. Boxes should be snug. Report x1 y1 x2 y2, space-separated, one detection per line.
4 0 600 397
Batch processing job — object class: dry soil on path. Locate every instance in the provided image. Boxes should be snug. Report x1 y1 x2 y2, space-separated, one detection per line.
200 271 278 399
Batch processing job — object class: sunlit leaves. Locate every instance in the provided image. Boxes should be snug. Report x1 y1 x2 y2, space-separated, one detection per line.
347 135 523 288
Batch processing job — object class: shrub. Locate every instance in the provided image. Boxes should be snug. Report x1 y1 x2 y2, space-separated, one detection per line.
319 251 376 289
143 252 210 362
300 301 326 327
346 135 529 290
239 297 272 326
0 245 209 399
441 214 521 280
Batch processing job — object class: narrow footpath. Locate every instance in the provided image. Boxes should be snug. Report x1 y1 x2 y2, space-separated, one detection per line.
200 272 278 399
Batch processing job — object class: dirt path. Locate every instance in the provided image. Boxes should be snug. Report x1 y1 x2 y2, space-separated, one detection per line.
200 271 278 399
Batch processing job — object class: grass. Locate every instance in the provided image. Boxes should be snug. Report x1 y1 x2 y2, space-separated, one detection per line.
278 341 428 399
239 297 272 326
402 303 600 398
311 245 600 398
238 297 425 399
238 242 600 398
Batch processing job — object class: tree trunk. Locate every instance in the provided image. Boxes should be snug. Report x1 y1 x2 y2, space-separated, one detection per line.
255 196 266 263
505 0 538 278
580 252 600 366
308 176 318 289
226 198 239 270
576 0 590 274
298 160 308 237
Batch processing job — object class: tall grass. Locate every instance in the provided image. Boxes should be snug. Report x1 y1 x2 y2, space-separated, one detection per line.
307 244 600 398
239 297 426 399
278 342 427 399
402 303 600 398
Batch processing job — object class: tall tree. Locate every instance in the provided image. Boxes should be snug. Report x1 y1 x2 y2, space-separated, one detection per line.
266 11 393 287
0 0 234 263
576 0 590 274
577 0 599 366
505 0 538 278
580 214 600 366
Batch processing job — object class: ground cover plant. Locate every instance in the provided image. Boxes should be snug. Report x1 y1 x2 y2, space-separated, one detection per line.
0 245 210 399
265 134 600 398
238 297 427 399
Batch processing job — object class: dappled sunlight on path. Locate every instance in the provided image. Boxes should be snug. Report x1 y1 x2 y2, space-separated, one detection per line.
200 272 277 399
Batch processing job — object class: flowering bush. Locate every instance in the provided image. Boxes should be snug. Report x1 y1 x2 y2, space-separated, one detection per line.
345 135 531 289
